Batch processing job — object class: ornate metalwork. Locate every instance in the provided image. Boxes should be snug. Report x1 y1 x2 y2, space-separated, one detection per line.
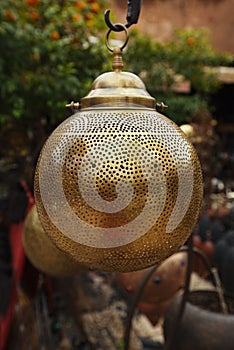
34 24 203 272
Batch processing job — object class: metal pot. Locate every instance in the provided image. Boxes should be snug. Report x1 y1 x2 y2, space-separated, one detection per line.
115 251 187 303
164 290 234 350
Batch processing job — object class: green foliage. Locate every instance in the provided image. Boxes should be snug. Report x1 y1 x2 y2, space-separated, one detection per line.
0 0 108 125
125 28 233 123
0 1 233 163
117 339 124 349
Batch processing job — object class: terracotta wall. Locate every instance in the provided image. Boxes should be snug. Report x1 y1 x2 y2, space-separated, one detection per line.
111 0 234 54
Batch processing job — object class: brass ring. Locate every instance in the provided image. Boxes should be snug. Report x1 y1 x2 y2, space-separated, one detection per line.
105 24 129 52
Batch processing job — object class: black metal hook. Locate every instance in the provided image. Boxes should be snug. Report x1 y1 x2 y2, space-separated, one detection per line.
104 0 142 32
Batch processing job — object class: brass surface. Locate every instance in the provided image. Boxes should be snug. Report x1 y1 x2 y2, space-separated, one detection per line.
23 205 86 277
34 107 203 272
81 38 156 109
81 71 155 109
34 37 203 272
105 24 129 53
180 124 195 138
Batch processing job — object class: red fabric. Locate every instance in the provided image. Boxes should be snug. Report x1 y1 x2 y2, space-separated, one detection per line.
0 181 34 350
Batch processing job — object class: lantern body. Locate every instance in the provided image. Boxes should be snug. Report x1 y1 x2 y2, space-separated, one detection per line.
34 71 203 272
23 205 86 277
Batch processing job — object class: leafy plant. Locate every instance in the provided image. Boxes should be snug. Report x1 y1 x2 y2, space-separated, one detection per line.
0 2 232 172
125 28 233 123
0 0 107 126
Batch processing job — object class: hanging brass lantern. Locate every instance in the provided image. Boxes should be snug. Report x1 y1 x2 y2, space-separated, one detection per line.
23 205 86 277
34 26 203 272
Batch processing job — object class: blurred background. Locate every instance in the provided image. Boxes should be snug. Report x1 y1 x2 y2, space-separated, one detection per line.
0 0 234 349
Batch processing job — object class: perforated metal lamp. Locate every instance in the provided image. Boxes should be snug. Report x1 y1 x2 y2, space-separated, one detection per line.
34 26 203 272
23 205 86 277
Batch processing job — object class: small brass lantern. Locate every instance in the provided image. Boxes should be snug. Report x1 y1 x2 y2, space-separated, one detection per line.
34 27 203 272
23 205 86 277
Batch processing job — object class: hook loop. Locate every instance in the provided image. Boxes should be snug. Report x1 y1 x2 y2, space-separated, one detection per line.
104 1 142 32
105 24 129 52
104 10 126 32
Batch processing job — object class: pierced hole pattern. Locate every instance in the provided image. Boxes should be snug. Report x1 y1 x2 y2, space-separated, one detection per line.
34 109 203 272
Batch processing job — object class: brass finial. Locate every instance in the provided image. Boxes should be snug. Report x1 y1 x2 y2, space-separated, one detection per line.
156 102 168 112
105 24 128 73
112 47 123 72
80 23 155 109
66 101 80 110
